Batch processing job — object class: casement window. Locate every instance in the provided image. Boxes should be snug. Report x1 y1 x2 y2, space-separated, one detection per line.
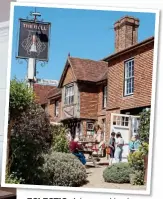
124 59 134 96
103 86 107 108
55 101 59 116
65 84 74 105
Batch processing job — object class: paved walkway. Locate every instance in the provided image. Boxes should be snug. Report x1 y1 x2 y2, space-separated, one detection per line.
82 157 146 190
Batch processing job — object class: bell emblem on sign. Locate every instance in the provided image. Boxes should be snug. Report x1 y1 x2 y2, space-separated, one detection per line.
30 34 37 53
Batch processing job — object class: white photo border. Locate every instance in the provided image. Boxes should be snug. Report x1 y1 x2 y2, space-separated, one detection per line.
1 1 160 196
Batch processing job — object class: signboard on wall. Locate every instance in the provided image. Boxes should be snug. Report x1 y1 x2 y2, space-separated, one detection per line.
17 19 50 61
36 78 58 86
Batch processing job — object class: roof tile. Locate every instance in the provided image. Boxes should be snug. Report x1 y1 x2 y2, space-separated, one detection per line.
68 57 108 82
33 84 55 105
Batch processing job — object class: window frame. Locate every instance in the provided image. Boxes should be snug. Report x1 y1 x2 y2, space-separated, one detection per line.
103 85 107 109
64 84 74 105
55 100 59 117
124 59 134 96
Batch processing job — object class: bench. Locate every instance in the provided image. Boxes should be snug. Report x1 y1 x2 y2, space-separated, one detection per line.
78 141 102 167
79 150 100 167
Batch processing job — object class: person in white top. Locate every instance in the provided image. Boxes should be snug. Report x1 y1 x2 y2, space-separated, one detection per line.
93 125 102 142
114 132 124 163
93 124 104 155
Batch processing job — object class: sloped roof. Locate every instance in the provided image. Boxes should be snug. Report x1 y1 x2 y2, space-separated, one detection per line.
102 36 154 61
33 83 55 105
58 57 108 87
98 71 108 82
48 87 61 99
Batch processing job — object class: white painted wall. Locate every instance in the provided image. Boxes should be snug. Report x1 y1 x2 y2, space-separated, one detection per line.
0 21 9 179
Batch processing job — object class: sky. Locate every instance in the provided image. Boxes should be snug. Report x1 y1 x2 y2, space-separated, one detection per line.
11 5 156 82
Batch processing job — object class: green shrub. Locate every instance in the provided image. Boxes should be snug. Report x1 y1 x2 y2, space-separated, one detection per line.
9 78 34 120
103 162 133 183
52 133 70 153
139 142 149 156
50 124 62 139
128 142 148 186
129 170 144 185
7 78 35 173
128 150 144 171
9 103 52 184
5 172 24 184
127 108 150 186
138 109 150 143
51 125 70 153
41 151 87 187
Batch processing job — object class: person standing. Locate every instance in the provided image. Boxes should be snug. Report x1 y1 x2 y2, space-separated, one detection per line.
133 133 141 151
129 136 136 153
93 124 102 143
129 134 141 153
115 132 124 163
93 124 106 158
108 132 116 165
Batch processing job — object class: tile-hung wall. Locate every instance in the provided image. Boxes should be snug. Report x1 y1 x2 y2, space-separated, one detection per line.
0 21 9 179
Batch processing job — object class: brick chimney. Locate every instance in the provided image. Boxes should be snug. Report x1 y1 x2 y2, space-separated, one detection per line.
114 16 139 52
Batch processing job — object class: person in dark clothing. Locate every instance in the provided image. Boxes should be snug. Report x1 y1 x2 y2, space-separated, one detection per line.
108 132 116 165
69 136 86 165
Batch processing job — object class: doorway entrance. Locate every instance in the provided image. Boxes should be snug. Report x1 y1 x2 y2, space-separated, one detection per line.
110 113 140 161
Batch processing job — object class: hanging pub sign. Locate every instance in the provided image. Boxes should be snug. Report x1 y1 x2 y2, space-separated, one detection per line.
17 19 51 61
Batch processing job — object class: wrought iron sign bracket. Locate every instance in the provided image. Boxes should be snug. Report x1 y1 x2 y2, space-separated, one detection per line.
16 57 28 65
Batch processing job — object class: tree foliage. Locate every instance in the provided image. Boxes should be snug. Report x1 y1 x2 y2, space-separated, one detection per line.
9 103 52 184
128 150 145 185
7 78 35 174
138 108 150 143
9 78 34 120
51 125 70 153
